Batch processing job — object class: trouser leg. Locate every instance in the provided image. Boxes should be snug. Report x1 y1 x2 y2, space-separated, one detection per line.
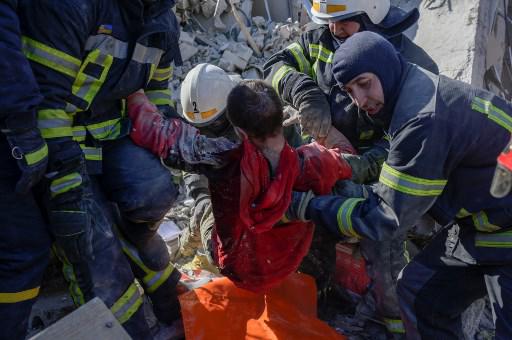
360 234 408 335
397 225 487 339
0 141 51 340
101 137 181 324
101 137 178 270
54 178 153 340
298 224 338 319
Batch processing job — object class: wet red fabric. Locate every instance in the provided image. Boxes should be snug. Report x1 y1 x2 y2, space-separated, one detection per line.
239 140 300 234
211 140 353 293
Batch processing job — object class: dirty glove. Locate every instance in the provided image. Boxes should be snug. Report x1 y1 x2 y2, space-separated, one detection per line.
294 88 332 139
286 190 315 221
2 127 48 194
324 126 357 155
46 139 94 263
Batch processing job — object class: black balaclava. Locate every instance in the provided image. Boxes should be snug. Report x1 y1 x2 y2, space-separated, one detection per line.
332 31 406 128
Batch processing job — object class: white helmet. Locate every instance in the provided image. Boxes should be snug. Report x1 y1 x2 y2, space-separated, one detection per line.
304 0 390 25
180 63 239 127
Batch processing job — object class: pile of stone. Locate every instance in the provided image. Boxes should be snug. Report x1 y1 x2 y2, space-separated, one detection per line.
171 0 304 110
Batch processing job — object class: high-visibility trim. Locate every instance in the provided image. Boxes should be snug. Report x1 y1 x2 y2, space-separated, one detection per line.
286 42 311 76
384 318 405 334
313 1 347 14
272 65 295 92
22 36 81 78
456 208 472 218
80 145 102 161
37 109 73 138
72 49 114 110
86 118 121 141
383 134 391 142
143 264 175 294
311 60 318 81
146 89 172 106
85 35 162 65
0 287 40 303
120 239 152 275
309 44 334 64
472 97 512 132
53 246 85 306
471 211 501 232
379 163 447 196
152 65 173 82
25 143 48 166
133 43 164 65
359 130 374 140
72 126 87 142
476 230 512 248
110 281 143 324
336 198 364 238
85 35 128 58
50 172 82 197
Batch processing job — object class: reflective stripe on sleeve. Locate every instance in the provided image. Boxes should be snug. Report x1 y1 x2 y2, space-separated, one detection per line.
379 163 447 196
110 281 144 324
146 89 173 106
472 97 512 132
0 287 40 303
475 230 512 248
336 198 364 238
286 42 311 76
37 109 73 139
25 143 48 166
272 65 295 92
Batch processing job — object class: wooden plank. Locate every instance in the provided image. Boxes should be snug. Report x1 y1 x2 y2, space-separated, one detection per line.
29 297 131 340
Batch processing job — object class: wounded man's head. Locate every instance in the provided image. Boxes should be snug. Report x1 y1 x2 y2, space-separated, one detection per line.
226 80 283 141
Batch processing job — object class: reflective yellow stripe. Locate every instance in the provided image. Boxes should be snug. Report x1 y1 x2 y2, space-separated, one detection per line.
72 49 114 110
80 145 102 161
54 246 86 305
379 163 447 196
309 44 334 64
152 65 173 82
456 208 472 218
359 130 374 140
72 126 87 142
336 198 364 238
86 118 121 140
0 287 40 303
471 211 501 232
146 89 172 106
476 230 512 248
472 97 512 132
286 42 311 76
120 238 152 275
384 318 405 334
311 60 318 81
37 109 73 139
272 65 295 92
22 36 81 78
25 143 48 165
50 172 82 197
110 281 143 324
143 264 175 294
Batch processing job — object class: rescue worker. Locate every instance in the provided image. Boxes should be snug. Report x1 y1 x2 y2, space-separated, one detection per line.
18 0 183 337
302 31 512 338
126 80 354 292
265 1 438 332
0 1 51 339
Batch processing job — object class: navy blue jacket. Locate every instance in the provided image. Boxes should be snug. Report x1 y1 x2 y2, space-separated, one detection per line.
18 0 180 173
308 64 512 241
0 0 42 131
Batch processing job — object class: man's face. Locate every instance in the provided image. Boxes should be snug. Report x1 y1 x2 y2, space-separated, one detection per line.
343 72 384 115
329 19 361 39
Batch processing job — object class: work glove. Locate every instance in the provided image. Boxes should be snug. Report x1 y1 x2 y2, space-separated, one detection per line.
46 139 94 263
285 190 315 221
128 90 234 167
292 89 332 140
2 127 48 194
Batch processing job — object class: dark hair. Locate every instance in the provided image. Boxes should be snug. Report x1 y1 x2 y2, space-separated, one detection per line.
226 80 283 140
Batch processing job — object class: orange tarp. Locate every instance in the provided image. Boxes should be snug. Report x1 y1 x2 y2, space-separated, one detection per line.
179 273 346 340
